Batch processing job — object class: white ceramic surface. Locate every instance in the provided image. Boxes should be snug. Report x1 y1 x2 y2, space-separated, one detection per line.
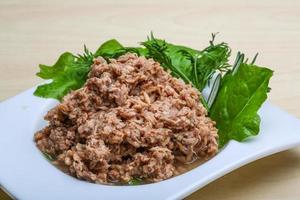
1 87 300 200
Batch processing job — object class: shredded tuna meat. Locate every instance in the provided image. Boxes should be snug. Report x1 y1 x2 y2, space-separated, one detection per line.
34 53 218 184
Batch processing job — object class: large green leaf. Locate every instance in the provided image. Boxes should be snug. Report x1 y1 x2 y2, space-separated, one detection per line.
34 52 91 100
210 63 273 147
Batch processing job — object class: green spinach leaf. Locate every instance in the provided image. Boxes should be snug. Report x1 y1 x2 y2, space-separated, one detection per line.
210 63 273 147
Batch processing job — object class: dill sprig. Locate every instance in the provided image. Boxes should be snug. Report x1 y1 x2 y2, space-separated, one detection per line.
141 33 192 84
76 45 94 66
178 34 231 90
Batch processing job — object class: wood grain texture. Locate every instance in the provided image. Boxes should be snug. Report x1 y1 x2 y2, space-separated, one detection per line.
0 0 300 199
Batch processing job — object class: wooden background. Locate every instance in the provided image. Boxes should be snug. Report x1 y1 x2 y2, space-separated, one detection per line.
1 0 300 199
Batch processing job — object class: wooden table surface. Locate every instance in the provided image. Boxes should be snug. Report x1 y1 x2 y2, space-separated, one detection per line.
1 0 300 199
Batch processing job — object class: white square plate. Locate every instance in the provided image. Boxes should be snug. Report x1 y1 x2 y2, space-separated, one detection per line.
1 87 300 200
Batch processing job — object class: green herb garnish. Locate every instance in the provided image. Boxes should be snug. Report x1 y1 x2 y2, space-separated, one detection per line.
127 177 143 185
33 33 273 147
34 46 93 101
210 63 273 147
43 152 55 161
